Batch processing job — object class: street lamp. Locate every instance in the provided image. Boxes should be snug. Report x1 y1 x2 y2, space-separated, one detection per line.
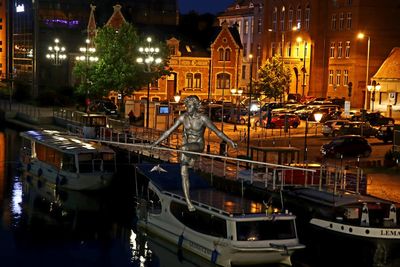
367 80 381 112
357 32 371 110
246 54 254 160
137 36 162 129
296 37 307 98
230 88 243 132
46 38 67 65
76 38 98 112
314 112 323 136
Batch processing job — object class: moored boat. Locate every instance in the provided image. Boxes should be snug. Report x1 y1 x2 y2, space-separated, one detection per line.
20 130 116 191
283 187 400 266
135 163 305 267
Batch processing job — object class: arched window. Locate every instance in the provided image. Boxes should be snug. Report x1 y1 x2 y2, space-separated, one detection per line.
217 73 230 89
194 73 201 88
225 49 231 61
186 73 193 88
218 48 224 61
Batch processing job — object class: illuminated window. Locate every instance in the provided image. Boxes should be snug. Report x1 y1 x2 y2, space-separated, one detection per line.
337 42 343 58
194 73 201 88
331 14 336 30
186 73 193 88
345 41 350 58
329 70 334 85
217 73 230 89
330 42 335 58
336 70 341 85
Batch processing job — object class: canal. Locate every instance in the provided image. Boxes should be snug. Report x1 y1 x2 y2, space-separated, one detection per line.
0 126 398 267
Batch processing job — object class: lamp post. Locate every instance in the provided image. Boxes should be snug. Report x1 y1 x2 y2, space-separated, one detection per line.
46 38 67 65
137 37 162 129
357 33 371 110
246 54 254 160
304 117 308 163
296 37 307 98
76 38 98 112
367 80 381 112
314 112 323 136
230 88 243 132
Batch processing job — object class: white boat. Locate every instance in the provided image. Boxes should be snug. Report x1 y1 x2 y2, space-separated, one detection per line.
19 130 116 191
135 163 305 267
284 187 400 266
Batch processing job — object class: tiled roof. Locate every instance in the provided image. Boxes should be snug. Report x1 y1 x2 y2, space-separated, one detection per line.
373 47 400 80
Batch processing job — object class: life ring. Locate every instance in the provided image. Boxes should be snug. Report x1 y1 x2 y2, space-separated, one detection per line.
37 168 43 177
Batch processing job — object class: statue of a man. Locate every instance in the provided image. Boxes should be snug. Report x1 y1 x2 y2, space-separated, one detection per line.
152 95 237 211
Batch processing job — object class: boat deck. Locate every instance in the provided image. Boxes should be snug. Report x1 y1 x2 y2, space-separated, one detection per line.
135 163 268 215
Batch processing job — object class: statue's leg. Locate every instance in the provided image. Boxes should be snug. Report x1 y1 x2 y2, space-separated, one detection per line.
181 164 195 212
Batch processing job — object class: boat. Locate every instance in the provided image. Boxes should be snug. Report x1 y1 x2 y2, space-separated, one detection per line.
282 187 400 267
135 163 305 267
19 129 116 191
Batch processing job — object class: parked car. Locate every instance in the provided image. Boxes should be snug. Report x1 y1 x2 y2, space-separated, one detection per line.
375 124 396 143
351 111 395 127
89 100 118 116
261 113 301 128
333 121 377 137
321 119 350 136
320 135 372 159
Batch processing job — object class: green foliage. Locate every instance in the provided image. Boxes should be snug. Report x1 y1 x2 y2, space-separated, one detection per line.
73 23 170 106
254 55 291 101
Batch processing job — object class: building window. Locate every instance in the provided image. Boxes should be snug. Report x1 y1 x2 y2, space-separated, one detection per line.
329 70 334 85
169 45 176 56
287 42 292 57
243 43 247 57
242 65 246 79
194 73 201 88
346 12 352 29
296 42 300 57
345 41 350 58
331 14 336 30
219 48 224 61
344 70 349 85
304 5 310 30
257 18 262 33
244 20 249 34
217 73 230 89
288 7 293 29
186 73 193 88
272 7 277 31
336 70 341 86
337 42 343 58
280 7 285 31
225 49 231 61
237 21 241 34
339 13 344 30
330 42 335 58
296 5 302 29
257 44 261 58
347 0 352 6
272 42 276 56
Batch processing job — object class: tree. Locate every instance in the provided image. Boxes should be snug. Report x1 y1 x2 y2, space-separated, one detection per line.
254 55 291 102
73 23 170 112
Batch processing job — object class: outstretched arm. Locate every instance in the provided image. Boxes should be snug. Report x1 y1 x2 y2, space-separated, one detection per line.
202 116 237 148
152 116 183 146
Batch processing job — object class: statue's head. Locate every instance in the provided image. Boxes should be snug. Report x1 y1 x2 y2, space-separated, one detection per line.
184 95 201 109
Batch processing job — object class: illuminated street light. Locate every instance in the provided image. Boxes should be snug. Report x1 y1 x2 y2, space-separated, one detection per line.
46 38 67 65
367 80 381 112
357 32 371 110
314 112 323 136
76 38 98 112
137 36 162 128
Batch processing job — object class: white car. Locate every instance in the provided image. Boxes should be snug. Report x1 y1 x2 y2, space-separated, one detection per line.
321 119 350 136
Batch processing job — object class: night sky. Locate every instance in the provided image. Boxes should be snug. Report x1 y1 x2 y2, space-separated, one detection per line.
179 0 233 14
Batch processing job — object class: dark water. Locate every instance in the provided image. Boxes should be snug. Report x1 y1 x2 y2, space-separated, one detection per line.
0 127 398 267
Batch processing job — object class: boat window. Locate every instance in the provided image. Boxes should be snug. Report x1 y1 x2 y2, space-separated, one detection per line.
236 220 296 241
170 201 227 238
78 153 93 173
148 189 162 214
62 154 77 172
35 143 62 168
102 153 115 172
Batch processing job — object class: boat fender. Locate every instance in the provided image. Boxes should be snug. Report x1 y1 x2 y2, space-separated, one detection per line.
27 163 31 171
211 249 219 264
38 168 43 177
178 234 184 248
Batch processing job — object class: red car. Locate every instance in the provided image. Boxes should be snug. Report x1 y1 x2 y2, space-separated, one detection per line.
263 113 301 128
